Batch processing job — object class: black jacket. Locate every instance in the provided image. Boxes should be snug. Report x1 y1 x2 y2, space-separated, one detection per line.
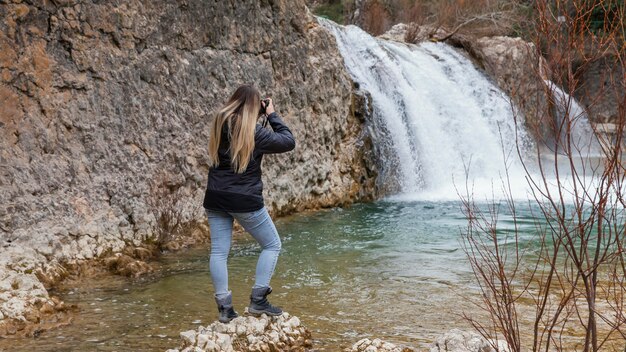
203 112 296 212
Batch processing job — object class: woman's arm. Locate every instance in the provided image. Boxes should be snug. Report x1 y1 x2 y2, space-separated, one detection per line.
255 112 296 154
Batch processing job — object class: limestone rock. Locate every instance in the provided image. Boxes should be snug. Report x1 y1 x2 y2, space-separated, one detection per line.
345 338 416 352
461 36 550 139
380 23 448 44
0 0 376 335
103 253 153 277
572 54 624 124
378 23 410 42
429 329 510 352
169 312 312 352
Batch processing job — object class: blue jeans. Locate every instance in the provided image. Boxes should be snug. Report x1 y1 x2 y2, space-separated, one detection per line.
205 207 282 300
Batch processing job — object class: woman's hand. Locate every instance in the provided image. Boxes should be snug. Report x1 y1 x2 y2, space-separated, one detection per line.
265 98 275 115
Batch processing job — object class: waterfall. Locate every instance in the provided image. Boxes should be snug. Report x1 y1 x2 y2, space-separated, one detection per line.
320 19 534 200
544 80 603 155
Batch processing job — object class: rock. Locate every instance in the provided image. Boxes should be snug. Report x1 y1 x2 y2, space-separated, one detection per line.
103 253 153 277
351 86 373 123
429 329 510 352
0 0 377 334
378 23 410 42
572 54 624 124
169 312 312 352
380 23 448 44
181 330 197 346
345 338 416 352
467 36 550 138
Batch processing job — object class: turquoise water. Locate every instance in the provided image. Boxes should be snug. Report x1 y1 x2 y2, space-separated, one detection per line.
3 200 538 351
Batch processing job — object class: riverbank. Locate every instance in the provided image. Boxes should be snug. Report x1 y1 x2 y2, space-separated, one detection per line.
0 222 206 338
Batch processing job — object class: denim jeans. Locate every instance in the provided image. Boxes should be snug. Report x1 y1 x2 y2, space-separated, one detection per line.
205 207 282 300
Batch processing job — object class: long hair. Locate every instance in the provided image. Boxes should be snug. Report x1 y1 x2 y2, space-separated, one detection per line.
208 85 261 173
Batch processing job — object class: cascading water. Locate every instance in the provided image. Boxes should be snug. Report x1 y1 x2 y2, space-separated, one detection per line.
545 80 603 155
320 19 534 200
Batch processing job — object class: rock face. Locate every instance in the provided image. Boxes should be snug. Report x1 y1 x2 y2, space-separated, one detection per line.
167 312 312 352
346 338 415 352
573 54 624 124
0 0 376 335
430 329 510 352
466 36 550 137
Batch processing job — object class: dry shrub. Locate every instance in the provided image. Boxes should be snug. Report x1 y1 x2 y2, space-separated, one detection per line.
357 0 531 38
404 22 421 42
362 0 392 35
429 0 528 37
395 0 428 24
460 1 626 351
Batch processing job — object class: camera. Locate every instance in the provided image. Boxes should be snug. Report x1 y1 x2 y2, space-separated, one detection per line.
259 98 271 115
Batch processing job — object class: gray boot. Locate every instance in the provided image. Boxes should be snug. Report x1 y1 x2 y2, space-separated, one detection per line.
248 287 283 316
215 293 238 323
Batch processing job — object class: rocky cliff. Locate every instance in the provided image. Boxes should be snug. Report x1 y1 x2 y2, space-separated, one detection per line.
0 0 376 335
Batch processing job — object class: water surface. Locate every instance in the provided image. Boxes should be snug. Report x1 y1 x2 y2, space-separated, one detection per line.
3 200 534 351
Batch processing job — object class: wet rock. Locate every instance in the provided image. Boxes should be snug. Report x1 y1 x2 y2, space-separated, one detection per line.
429 329 510 352
351 87 373 123
103 253 153 278
572 54 624 124
467 36 550 137
169 312 312 352
346 338 416 352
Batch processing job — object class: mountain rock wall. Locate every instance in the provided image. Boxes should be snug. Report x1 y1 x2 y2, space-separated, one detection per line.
0 0 376 334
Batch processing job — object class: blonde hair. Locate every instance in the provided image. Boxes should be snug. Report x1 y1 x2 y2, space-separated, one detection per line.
208 85 261 173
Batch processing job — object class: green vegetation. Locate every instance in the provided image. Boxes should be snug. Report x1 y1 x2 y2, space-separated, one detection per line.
587 0 625 34
313 1 345 24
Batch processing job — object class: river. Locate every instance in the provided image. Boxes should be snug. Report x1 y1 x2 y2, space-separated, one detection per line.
3 199 538 351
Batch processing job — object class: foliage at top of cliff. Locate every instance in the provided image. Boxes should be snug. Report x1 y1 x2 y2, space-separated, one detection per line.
311 0 345 23
309 0 625 41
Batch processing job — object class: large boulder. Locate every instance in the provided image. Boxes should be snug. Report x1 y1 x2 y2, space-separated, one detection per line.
0 0 376 335
379 23 449 43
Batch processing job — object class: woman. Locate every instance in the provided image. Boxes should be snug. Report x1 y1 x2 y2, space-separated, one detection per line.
203 84 295 323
